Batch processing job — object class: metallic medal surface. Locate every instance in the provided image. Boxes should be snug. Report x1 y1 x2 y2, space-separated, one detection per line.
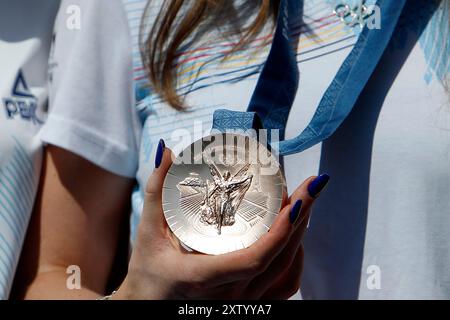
162 133 286 255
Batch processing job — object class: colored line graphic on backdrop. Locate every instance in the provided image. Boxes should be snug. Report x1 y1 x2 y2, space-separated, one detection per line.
125 0 361 106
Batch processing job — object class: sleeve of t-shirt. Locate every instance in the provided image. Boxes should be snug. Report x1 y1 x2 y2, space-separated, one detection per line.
40 0 141 178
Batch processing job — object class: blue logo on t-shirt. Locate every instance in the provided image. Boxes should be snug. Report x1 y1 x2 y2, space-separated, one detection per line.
2 70 44 124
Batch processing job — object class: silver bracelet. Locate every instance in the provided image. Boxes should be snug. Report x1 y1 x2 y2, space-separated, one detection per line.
97 290 117 300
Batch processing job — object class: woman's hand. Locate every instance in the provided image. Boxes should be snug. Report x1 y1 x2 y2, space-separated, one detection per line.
114 143 329 300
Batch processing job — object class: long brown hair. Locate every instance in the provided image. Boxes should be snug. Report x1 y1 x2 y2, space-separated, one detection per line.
140 0 279 110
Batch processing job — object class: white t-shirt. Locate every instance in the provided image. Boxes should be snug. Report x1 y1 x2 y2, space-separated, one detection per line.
0 0 59 299
42 0 450 299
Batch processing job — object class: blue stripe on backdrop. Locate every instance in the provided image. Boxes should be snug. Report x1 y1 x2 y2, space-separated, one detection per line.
0 170 29 229
0 138 37 299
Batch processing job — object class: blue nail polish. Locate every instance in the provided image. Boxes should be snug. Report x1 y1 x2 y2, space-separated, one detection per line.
155 139 165 168
308 174 330 198
289 200 303 224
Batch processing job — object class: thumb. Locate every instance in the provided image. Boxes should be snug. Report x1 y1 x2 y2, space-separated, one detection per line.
140 139 174 233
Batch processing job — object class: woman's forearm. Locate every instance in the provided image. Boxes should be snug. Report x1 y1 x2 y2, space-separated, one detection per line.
11 146 134 300
23 269 101 300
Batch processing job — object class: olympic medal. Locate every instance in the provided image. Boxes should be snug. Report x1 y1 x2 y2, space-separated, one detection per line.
162 133 286 255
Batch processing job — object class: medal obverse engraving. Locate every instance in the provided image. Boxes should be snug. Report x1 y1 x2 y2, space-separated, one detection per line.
163 133 286 255
178 160 254 235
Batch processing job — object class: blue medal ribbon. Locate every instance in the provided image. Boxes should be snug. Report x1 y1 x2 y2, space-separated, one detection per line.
212 0 407 156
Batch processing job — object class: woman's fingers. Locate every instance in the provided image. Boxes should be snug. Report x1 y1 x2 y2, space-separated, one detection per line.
140 140 174 234
245 197 310 297
257 205 312 299
260 245 305 300
245 212 306 298
289 174 330 212
243 175 330 298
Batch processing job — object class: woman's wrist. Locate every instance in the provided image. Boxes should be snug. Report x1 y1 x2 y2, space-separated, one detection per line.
110 272 170 300
110 277 136 300
111 276 140 300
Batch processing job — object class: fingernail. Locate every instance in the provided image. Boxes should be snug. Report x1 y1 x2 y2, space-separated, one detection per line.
289 199 303 224
155 139 165 169
308 174 330 198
